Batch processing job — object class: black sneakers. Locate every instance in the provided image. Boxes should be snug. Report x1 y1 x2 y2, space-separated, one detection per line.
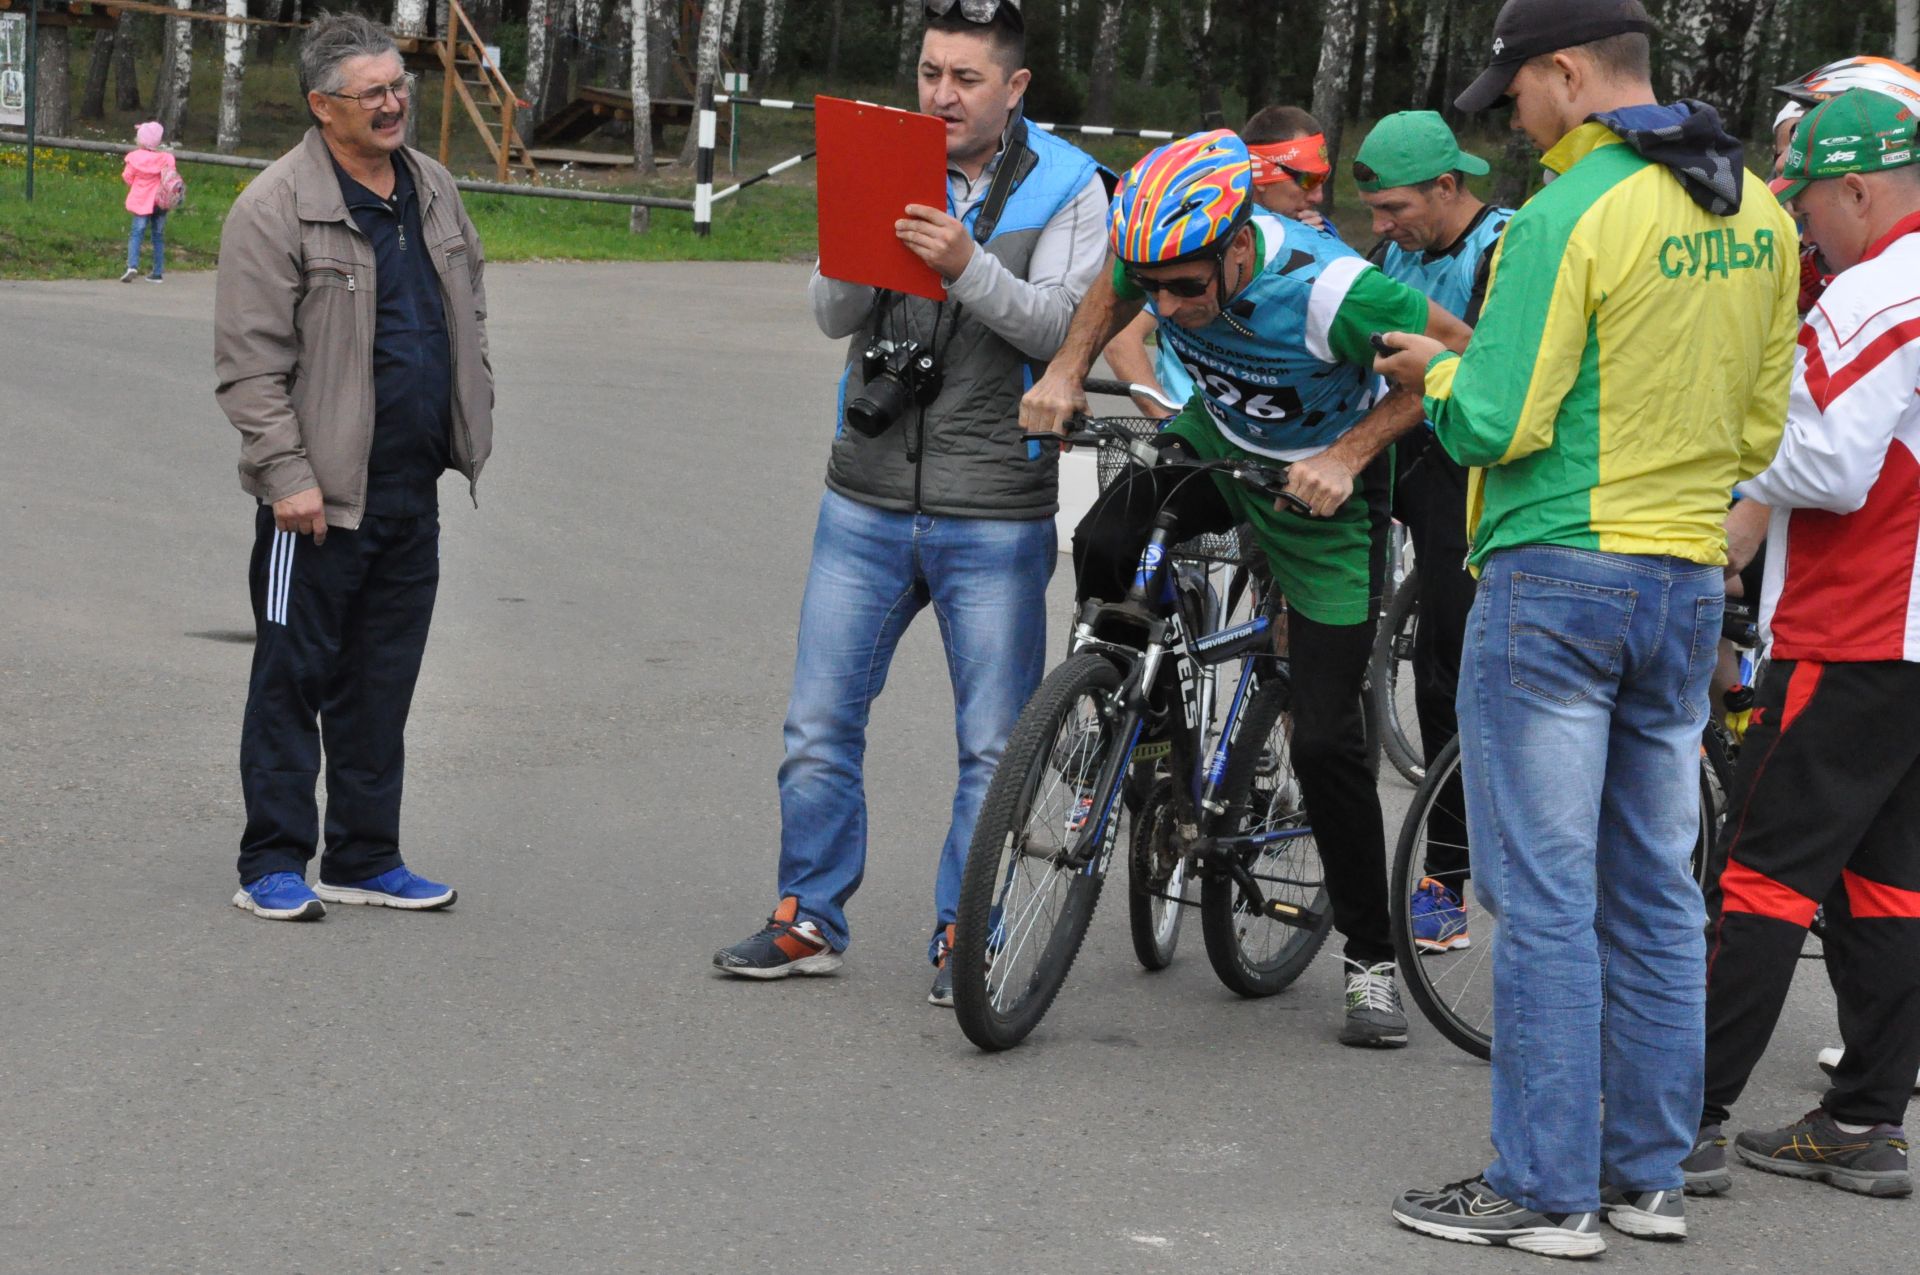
712 897 843 979
1392 1175 1606 1258
1735 1109 1912 1197
1681 1124 1733 1196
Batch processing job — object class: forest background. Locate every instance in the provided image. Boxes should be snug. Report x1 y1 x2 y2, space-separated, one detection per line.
3 0 1916 277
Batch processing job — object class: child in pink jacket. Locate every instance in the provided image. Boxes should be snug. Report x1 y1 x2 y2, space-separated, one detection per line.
121 120 178 282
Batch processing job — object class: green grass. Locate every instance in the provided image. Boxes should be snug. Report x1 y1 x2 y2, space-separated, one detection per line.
0 145 818 279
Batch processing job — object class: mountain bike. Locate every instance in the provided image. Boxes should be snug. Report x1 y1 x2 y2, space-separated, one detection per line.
950 411 1332 1051
1389 731 1731 1059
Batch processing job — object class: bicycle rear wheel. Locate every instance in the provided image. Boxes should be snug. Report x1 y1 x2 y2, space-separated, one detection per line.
1199 674 1333 996
1393 738 1727 1060
1128 778 1190 970
953 652 1129 1050
1368 576 1425 785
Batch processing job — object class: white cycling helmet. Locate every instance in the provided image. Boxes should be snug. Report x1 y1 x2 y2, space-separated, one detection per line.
1774 55 1920 112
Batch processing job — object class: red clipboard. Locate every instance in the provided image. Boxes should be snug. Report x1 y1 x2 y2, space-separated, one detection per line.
815 95 948 301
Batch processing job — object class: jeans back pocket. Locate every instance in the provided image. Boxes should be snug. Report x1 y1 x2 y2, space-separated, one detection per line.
1507 571 1636 706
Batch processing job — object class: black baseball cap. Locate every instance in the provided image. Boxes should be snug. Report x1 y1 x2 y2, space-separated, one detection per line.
1455 0 1655 113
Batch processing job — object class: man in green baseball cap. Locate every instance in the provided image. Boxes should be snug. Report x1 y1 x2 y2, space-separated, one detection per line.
1352 111 1514 949
1772 87 1920 274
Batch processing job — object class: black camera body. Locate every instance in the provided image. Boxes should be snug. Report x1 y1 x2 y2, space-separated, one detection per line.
845 338 944 437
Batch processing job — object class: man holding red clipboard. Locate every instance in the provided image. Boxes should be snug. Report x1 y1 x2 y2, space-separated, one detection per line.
714 0 1110 1007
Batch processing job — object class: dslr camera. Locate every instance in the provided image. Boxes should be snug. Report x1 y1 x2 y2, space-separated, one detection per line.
845 338 944 437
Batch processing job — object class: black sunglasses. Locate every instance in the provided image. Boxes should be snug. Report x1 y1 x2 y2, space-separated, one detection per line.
1124 256 1221 299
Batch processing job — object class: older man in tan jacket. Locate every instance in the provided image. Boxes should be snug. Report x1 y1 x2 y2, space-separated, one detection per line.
215 11 493 922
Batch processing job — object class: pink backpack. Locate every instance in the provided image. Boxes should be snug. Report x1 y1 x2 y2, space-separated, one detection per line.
154 165 186 212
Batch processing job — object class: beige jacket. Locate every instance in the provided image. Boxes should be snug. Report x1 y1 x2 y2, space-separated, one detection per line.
214 128 494 529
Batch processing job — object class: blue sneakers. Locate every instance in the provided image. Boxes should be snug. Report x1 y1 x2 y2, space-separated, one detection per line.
1410 876 1471 953
233 871 327 921
314 866 457 911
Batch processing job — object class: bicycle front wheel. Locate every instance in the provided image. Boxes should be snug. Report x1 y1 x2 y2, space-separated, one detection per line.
953 652 1130 1050
1199 674 1333 996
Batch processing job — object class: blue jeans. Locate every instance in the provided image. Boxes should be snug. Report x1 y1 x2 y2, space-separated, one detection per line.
777 490 1055 957
128 211 166 276
1460 546 1721 1214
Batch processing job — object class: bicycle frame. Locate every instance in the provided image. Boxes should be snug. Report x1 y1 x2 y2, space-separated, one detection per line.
1064 511 1324 932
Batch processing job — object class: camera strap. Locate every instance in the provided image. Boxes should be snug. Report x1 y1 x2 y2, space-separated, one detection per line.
967 109 1031 247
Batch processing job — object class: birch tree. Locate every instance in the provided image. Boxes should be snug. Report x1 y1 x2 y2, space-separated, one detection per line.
1359 0 1383 119
393 0 427 36
1897 0 1917 65
677 0 726 164
1414 0 1449 109
1141 2 1160 82
756 0 785 82
629 0 653 231
81 20 120 120
1085 0 1123 126
1311 0 1359 209
1662 0 1712 101
895 0 923 97
156 0 195 138
218 0 248 152
522 0 551 129
1178 0 1223 128
38 23 72 136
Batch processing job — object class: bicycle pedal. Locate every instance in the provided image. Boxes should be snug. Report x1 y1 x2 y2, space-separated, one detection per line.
1262 898 1325 930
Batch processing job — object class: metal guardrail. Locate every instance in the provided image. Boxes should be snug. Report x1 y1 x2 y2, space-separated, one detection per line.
0 132 696 210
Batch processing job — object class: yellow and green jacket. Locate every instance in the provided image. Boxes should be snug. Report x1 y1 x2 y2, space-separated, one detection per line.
1424 120 1800 568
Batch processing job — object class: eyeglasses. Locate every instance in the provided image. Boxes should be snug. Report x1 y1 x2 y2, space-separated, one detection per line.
323 72 417 111
1123 259 1219 299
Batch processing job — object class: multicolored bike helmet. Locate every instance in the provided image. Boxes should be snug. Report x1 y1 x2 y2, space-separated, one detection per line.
1108 129 1253 266
1775 55 1920 113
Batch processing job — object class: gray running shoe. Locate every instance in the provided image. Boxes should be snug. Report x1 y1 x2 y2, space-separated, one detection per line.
1682 1124 1733 1196
1736 1109 1912 1197
1392 1175 1606 1259
1340 958 1409 1048
1599 1186 1686 1239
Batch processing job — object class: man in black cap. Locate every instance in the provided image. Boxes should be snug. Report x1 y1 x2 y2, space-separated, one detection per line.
1372 0 1801 1257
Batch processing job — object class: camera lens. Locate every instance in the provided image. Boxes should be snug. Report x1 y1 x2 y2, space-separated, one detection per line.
845 375 915 437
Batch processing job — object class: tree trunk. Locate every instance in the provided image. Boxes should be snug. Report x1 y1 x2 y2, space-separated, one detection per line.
1311 0 1358 211
81 20 118 120
1358 0 1382 119
522 0 551 130
1415 0 1449 110
755 0 784 82
1141 2 1160 82
113 15 142 109
156 0 194 138
1178 0 1223 128
218 0 248 151
824 0 844 79
38 23 72 137
1667 0 1768 130
894 0 922 98
629 0 652 230
1084 0 1122 126
1241 0 1279 116
1897 0 1917 65
259 0 297 63
393 0 427 35
677 0 725 164
1662 0 1712 101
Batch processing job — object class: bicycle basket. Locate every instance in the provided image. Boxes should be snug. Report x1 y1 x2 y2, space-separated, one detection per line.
1088 416 1248 565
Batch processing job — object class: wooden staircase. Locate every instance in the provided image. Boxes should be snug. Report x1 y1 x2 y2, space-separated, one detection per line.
432 0 539 182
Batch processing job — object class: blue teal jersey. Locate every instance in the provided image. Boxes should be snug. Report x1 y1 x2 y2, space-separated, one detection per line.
1115 210 1431 460
1367 204 1513 326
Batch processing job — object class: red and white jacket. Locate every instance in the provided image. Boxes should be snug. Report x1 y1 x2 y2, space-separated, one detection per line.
1743 212 1920 664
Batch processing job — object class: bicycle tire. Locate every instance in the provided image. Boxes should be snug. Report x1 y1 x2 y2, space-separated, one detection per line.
1393 737 1729 1060
1127 777 1188 970
1199 674 1334 996
1368 576 1425 785
953 652 1127 1050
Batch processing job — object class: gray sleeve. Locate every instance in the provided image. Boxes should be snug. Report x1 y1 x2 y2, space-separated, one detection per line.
942 172 1110 361
808 264 879 339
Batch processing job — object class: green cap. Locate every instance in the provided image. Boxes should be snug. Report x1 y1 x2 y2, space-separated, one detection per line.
1352 111 1492 192
1772 87 1919 202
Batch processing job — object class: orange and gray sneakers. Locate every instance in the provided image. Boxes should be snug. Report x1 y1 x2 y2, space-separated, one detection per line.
712 897 843 979
929 924 957 1008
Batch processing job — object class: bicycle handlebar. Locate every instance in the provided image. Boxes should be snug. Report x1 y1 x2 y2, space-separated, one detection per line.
1083 377 1184 415
1027 416 1310 513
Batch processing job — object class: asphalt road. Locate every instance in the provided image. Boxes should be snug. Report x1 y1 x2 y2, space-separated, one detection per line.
0 263 1903 1274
